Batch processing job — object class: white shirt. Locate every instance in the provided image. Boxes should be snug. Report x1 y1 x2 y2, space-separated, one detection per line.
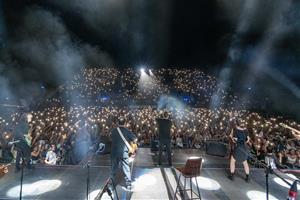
45 150 57 165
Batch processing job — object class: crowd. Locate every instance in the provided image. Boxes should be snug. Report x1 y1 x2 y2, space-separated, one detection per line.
0 68 299 169
46 68 238 107
0 106 299 168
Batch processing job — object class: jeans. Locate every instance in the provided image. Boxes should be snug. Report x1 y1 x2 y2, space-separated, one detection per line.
110 154 131 186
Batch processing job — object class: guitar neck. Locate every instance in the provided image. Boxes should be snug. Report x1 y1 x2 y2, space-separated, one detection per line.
281 124 300 134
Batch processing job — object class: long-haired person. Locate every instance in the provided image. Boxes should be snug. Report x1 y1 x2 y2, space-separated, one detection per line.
228 119 251 182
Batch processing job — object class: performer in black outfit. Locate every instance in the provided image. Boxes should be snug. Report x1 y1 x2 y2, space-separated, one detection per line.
13 113 33 172
228 119 250 182
156 111 172 166
110 117 136 190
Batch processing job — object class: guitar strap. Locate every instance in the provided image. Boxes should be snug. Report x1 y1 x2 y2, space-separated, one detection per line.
117 127 133 152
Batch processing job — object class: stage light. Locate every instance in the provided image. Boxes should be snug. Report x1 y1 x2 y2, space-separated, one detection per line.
140 68 146 75
192 177 220 191
7 179 62 198
246 190 278 200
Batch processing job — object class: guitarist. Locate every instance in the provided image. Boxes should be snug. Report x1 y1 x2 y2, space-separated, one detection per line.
110 116 137 191
13 113 34 172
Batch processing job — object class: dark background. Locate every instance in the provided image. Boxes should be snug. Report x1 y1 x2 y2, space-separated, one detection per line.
0 0 300 119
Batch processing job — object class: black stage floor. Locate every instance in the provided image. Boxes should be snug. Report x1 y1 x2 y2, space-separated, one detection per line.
0 148 298 200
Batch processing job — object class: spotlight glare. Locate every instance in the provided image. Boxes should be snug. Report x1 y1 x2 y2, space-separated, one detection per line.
246 190 278 200
132 173 157 191
7 180 62 198
192 177 220 190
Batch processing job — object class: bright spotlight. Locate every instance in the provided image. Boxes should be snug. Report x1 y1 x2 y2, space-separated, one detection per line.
140 68 145 74
132 173 157 191
192 177 220 191
7 179 62 198
246 190 278 200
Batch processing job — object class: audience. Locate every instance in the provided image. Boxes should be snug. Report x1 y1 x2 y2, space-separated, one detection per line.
0 68 299 169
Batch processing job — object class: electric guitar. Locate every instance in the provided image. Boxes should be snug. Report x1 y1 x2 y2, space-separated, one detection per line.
117 127 138 158
0 163 11 177
129 141 138 157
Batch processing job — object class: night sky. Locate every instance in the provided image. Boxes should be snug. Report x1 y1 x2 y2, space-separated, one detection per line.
0 0 300 118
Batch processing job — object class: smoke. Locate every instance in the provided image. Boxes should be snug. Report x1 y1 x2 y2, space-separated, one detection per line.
215 0 300 117
157 95 189 126
9 7 113 84
46 0 172 65
48 0 131 37
210 67 231 109
211 0 261 111
0 6 114 111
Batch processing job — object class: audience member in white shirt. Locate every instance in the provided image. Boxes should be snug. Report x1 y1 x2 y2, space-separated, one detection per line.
45 144 57 165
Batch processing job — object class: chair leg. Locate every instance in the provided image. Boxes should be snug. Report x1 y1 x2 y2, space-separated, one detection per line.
174 173 181 200
190 177 193 199
183 176 186 199
194 177 201 200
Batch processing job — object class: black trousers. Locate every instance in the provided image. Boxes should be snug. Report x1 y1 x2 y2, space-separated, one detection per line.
158 141 172 166
15 149 31 170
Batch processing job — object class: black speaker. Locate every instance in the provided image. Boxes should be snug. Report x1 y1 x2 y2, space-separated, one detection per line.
156 118 171 141
206 141 228 157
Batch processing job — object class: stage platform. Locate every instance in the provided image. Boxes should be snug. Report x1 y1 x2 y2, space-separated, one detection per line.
0 148 297 200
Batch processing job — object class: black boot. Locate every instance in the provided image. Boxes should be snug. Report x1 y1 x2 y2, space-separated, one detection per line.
228 173 234 181
245 174 250 183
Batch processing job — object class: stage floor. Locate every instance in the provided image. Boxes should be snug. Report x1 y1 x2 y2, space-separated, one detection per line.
0 148 297 200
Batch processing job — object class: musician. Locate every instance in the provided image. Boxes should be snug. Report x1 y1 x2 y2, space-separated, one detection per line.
14 113 33 172
110 117 137 191
228 119 250 182
156 111 172 166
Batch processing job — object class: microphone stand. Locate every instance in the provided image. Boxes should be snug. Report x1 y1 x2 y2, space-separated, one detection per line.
249 154 292 200
19 152 25 200
265 165 271 200
86 161 90 200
